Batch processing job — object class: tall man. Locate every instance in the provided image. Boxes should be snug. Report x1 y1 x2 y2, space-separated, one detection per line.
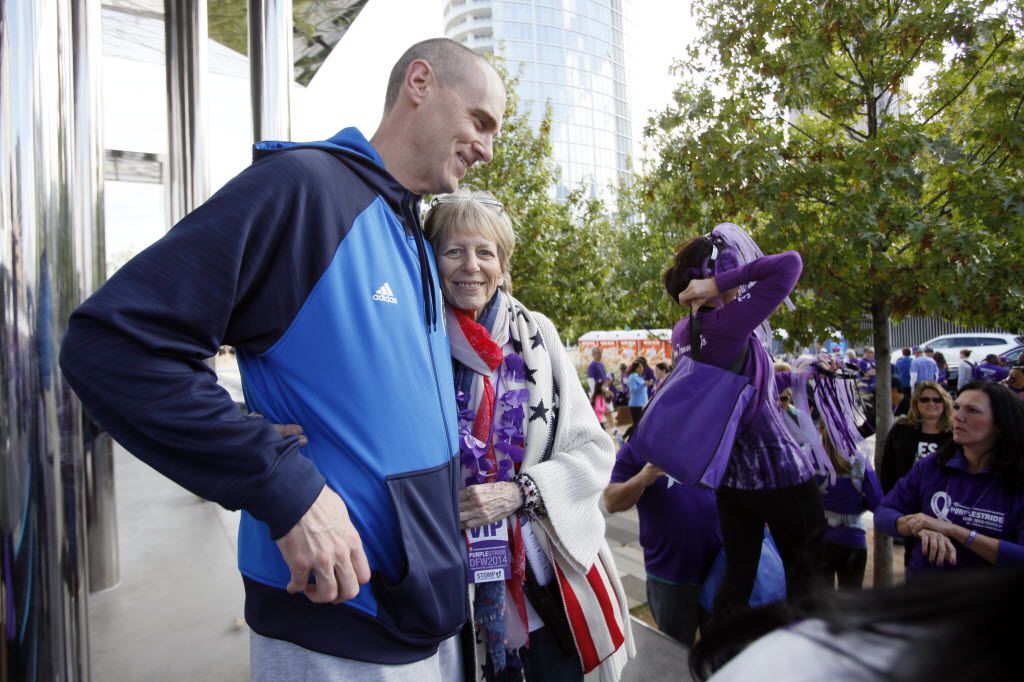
60 39 506 680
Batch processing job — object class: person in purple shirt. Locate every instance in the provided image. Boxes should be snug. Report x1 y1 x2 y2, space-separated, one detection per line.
875 381 1024 579
586 346 608 397
976 353 1010 383
857 346 876 394
663 223 824 623
815 422 884 590
605 440 721 647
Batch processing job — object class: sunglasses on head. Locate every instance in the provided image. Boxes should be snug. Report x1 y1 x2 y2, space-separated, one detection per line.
429 194 504 212
917 396 943 404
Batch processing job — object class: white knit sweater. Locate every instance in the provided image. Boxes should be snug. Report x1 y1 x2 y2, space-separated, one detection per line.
513 303 636 679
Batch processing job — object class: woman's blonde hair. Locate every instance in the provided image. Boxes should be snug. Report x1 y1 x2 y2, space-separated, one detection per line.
818 418 852 476
423 188 515 292
898 381 954 432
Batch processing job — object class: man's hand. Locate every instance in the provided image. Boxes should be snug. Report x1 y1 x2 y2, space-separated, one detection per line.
270 422 308 447
251 412 309 448
276 485 371 604
460 482 523 529
678 277 720 313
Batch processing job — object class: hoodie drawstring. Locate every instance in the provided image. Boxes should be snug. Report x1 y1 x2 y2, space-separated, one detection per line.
409 197 437 331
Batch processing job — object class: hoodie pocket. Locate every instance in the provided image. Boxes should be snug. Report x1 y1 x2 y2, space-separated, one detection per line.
372 458 469 638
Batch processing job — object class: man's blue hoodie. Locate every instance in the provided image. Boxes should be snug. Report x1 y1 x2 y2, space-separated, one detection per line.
60 128 467 663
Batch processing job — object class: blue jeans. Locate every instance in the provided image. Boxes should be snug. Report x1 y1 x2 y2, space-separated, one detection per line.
646 578 707 647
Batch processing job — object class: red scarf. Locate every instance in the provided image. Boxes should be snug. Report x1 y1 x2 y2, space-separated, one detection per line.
453 308 503 479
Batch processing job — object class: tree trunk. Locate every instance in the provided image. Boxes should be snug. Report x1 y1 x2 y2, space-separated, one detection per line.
871 303 894 587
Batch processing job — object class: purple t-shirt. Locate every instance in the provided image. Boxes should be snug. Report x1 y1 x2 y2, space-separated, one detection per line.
610 441 721 584
858 358 876 391
875 451 1024 579
976 362 1010 383
671 252 814 490
819 462 883 549
587 360 608 383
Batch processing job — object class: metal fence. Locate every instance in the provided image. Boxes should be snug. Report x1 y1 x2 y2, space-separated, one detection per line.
857 316 1020 350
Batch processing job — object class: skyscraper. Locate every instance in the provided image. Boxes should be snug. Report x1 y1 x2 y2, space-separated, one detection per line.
444 0 633 202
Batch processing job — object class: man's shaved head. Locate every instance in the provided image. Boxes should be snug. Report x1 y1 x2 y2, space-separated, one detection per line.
384 38 486 113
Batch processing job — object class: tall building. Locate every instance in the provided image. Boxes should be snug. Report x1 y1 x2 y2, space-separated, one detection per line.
444 0 633 203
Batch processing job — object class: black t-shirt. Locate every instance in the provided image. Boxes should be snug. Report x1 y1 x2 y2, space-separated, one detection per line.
913 431 946 463
880 423 953 494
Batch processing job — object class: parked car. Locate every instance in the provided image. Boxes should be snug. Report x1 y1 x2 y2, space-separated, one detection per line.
921 333 1024 372
1001 346 1024 367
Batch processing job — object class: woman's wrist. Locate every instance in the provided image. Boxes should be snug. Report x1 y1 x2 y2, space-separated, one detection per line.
515 473 547 521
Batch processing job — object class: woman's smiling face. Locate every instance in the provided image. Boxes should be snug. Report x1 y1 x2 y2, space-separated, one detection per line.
437 228 504 318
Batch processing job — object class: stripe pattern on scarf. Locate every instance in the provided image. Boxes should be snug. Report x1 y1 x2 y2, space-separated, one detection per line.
552 543 626 674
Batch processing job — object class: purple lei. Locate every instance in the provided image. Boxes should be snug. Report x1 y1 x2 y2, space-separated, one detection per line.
458 352 528 487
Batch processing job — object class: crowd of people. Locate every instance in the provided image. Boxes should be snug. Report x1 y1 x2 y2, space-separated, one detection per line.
56 36 1024 682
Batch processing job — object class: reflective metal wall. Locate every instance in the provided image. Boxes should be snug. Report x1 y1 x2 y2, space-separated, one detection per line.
1 0 96 679
249 0 293 142
71 0 118 595
164 0 208 225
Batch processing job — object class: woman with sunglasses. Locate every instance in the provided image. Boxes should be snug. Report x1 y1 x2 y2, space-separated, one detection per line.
878 381 954 495
874 381 1024 579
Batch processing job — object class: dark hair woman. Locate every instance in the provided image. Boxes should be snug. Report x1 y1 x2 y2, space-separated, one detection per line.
691 566 1024 681
663 223 825 625
875 381 1024 580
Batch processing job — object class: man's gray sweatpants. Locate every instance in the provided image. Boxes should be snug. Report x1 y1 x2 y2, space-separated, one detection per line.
250 631 462 682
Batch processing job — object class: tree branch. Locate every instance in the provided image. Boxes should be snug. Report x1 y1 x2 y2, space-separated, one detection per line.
837 31 869 94
792 190 837 207
814 109 869 142
876 36 929 104
920 33 1014 125
777 114 821 143
820 54 862 89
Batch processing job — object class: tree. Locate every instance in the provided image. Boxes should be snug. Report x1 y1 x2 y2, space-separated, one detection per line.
461 60 619 342
631 0 1023 584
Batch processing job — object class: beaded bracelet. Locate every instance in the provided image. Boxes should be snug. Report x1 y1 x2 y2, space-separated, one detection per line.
515 473 547 521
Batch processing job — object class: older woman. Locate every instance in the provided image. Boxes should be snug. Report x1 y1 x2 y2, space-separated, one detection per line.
423 189 632 682
875 381 1024 579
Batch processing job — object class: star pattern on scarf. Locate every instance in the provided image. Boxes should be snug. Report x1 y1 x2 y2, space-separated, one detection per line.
529 400 549 423
516 308 530 322
530 331 544 349
511 336 524 355
524 365 537 385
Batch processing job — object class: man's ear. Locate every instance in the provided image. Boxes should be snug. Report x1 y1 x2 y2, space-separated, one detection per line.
405 59 434 106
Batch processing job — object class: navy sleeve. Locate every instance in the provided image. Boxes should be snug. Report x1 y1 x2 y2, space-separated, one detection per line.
59 150 367 538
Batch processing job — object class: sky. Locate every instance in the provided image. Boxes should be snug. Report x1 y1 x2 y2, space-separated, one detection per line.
295 0 698 162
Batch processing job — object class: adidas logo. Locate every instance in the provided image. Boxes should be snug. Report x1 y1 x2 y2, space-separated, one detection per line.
372 282 398 304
